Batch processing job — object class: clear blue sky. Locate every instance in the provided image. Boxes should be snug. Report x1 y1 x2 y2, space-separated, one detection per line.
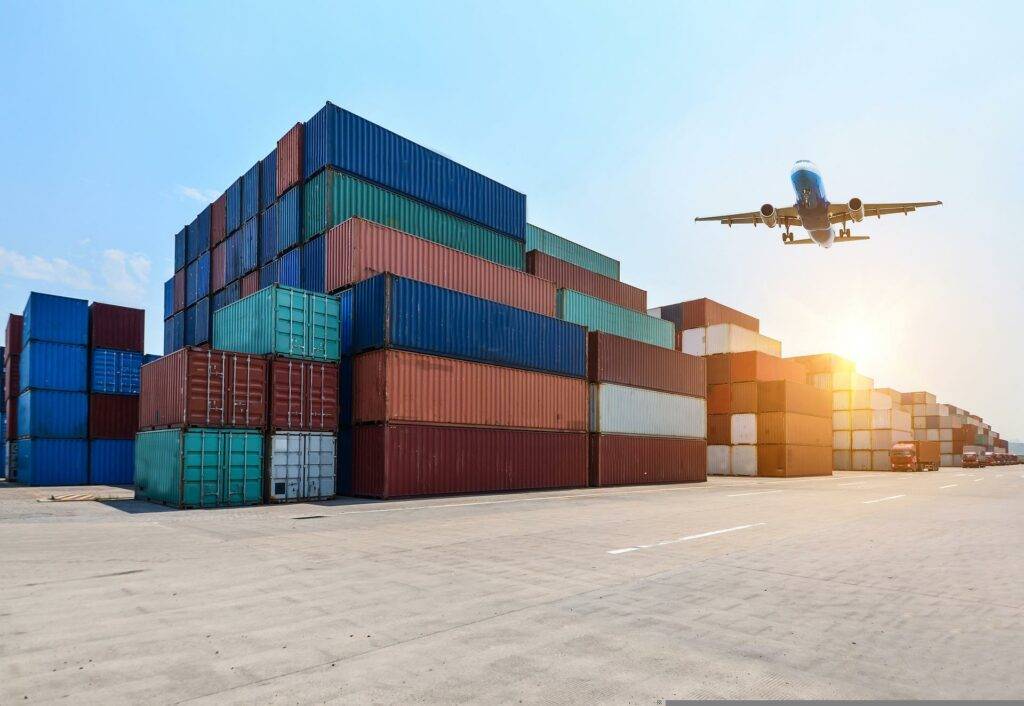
2 1 1021 436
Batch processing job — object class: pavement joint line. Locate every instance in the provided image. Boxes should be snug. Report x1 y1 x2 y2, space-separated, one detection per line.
862 494 906 504
939 484 958 489
607 523 765 554
726 490 783 497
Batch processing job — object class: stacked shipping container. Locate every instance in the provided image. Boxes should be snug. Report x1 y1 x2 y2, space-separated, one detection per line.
4 315 22 480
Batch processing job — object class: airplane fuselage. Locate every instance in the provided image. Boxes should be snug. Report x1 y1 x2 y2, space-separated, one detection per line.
790 160 835 247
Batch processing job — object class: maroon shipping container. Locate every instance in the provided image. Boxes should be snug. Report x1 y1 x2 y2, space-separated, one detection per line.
325 218 556 316
353 349 587 431
269 358 339 431
211 242 226 292
5 354 19 399
526 251 646 311
89 303 145 352
211 193 227 246
5 314 23 357
5 396 16 440
173 270 186 313
276 123 304 197
587 332 706 397
89 393 139 439
138 347 268 429
654 298 759 333
350 424 588 499
589 435 707 487
241 271 260 298
707 414 730 445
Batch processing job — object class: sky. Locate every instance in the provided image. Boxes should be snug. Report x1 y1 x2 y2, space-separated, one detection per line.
1 1 1021 436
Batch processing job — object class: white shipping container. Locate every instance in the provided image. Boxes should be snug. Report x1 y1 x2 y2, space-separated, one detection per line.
731 445 757 476
810 373 831 390
852 450 873 470
913 404 927 416
871 450 891 470
680 328 706 357
852 430 871 450
871 429 912 450
833 411 851 430
851 389 872 409
938 404 950 417
926 428 940 441
964 445 985 454
869 390 893 410
871 409 911 431
731 413 757 444
832 390 850 411
707 445 731 476
833 449 852 471
939 416 953 429
266 432 337 503
834 430 852 450
940 441 953 454
589 384 707 437
832 371 874 391
939 429 953 441
924 404 940 416
952 454 962 467
914 429 929 441
851 410 873 430
646 306 662 318
704 323 782 357
940 454 953 467
913 416 926 429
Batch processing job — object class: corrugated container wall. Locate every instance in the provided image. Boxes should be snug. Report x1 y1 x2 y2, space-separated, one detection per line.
211 193 226 246
277 123 304 196
90 303 145 353
239 219 259 275
18 390 88 438
242 162 260 223
260 149 277 210
211 243 226 292
589 384 707 437
668 298 759 333
6 314 24 355
587 332 705 397
174 228 186 271
524 224 619 280
23 293 89 346
557 289 674 349
163 279 174 320
260 203 277 266
526 251 645 311
241 271 259 298
266 431 335 502
301 235 325 293
90 349 142 395
21 342 87 392
89 394 139 439
268 358 339 431
17 438 88 486
277 184 302 255
589 436 706 487
89 439 135 485
226 178 242 233
173 270 185 313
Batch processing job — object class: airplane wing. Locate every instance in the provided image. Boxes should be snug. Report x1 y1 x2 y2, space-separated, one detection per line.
695 206 801 227
829 201 942 224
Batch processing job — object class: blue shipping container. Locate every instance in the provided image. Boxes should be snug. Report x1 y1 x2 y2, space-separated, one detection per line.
345 274 587 377
20 341 88 392
192 297 210 345
185 259 198 306
212 281 240 313
259 260 278 290
239 218 259 275
260 203 277 266
261 149 277 210
336 425 351 494
163 278 174 319
164 312 185 354
225 230 239 283
188 206 211 263
227 178 243 232
277 184 302 254
300 235 325 294
279 248 301 288
18 390 88 438
17 439 89 486
143 354 161 366
90 439 135 485
23 292 89 346
243 162 260 223
196 251 211 301
174 228 187 271
91 349 142 395
303 102 526 240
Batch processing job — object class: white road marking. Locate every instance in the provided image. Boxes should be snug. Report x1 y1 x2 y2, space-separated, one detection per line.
838 481 872 487
939 484 958 489
608 523 765 555
974 478 984 483
863 494 906 504
726 490 783 497
955 473 969 477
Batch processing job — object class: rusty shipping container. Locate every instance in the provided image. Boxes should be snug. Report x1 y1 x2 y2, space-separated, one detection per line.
705 352 808 385
138 347 268 429
589 435 706 487
277 123 304 196
211 193 227 246
241 271 260 298
757 445 833 477
708 414 731 445
211 242 226 292
785 353 855 375
707 383 731 414
526 251 646 311
756 380 831 417
89 303 145 353
347 424 588 499
325 218 554 316
268 357 339 431
352 349 587 431
89 393 139 439
6 314 24 356
727 381 758 413
651 298 759 333
173 270 185 313
586 331 705 397
756 413 832 446
5 396 16 441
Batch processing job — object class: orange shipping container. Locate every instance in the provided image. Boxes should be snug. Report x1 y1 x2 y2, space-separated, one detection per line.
757 412 832 446
757 445 833 477
756 380 831 417
785 353 854 375
729 381 758 414
654 298 759 332
707 384 731 415
352 349 587 431
707 414 731 445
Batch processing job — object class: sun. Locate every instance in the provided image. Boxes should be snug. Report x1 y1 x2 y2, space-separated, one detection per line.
834 319 880 371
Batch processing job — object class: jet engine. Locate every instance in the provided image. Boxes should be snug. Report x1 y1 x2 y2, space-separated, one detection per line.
847 197 865 222
759 203 778 228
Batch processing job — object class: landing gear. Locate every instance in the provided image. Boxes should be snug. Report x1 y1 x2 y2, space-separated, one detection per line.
782 232 794 244
838 227 852 239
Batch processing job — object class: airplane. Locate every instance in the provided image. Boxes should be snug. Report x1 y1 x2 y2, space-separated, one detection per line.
694 160 942 248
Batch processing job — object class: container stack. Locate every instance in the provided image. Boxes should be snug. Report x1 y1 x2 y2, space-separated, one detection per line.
0 346 5 478
904 394 979 466
4 315 22 480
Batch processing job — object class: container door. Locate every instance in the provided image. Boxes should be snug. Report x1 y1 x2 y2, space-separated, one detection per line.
274 288 307 358
306 433 336 499
183 430 222 508
202 351 227 425
268 433 301 502
308 295 340 361
222 431 262 506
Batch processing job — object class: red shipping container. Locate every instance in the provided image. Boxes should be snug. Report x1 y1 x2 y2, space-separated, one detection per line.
5 314 23 357
707 414 731 444
589 435 706 487
173 270 186 313
139 347 269 429
211 193 227 246
241 271 260 298
268 357 339 431
89 393 139 439
353 349 587 431
707 383 730 414
276 123 304 197
89 303 144 352
5 354 19 399
5 396 16 440
653 298 759 333
587 331 705 397
350 424 588 499
704 352 807 385
325 218 556 316
211 242 226 292
526 251 646 311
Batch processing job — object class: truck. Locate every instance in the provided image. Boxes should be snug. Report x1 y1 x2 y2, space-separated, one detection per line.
962 451 981 468
890 440 940 472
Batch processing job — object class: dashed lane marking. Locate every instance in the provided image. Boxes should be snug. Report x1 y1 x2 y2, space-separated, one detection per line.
939 484 958 489
863 494 906 504
726 490 783 497
608 523 766 555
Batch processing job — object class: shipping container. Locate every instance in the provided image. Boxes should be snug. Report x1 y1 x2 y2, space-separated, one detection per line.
305 170 525 269
346 424 587 499
589 435 706 486
20 341 87 392
163 278 174 320
707 383 731 415
211 193 227 246
18 390 88 438
225 230 239 283
681 324 781 357
705 352 807 385
526 251 645 311
164 312 184 354
184 298 210 346
326 218 550 314
90 439 134 485
345 274 585 377
17 438 88 486
88 393 139 439
353 349 587 430
649 298 759 333
732 445 757 476
4 354 19 398
211 242 226 292
241 271 260 298
212 281 239 313
589 383 706 438
6 314 24 357
242 162 260 223
557 289 673 349
134 428 263 508
301 234 325 293
185 258 198 306
873 429 913 450
731 413 757 444
195 251 210 301
707 445 730 475
277 184 303 254
786 353 856 375
726 382 758 413
268 358 339 431
213 285 340 361
187 207 211 263
174 228 186 271
259 260 279 290
90 349 142 395
304 102 526 240
260 149 276 210
5 440 16 478
757 445 832 478
277 123 303 196
174 270 185 313
226 177 242 233
756 413 832 446
266 431 335 502
524 224 619 280
756 380 831 417
586 331 705 397
259 203 277 266
23 292 89 346
707 414 730 444
239 218 259 276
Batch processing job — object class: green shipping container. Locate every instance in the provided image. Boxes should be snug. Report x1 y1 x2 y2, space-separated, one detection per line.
557 289 674 349
212 285 341 361
134 429 263 509
525 224 620 280
303 168 525 270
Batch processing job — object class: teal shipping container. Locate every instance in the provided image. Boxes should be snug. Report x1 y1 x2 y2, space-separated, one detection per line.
525 224 620 280
134 428 263 508
212 285 341 361
556 289 674 349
